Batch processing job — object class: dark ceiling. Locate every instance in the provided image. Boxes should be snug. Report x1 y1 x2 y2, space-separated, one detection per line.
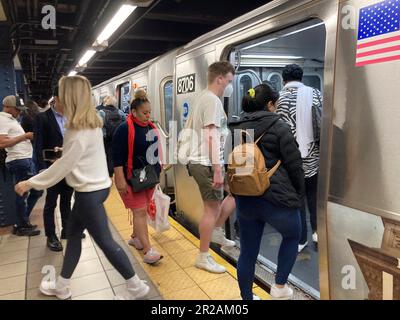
1 0 271 100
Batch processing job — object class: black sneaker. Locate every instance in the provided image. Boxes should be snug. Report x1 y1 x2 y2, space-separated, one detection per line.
13 223 38 234
60 229 86 240
15 227 41 237
47 235 63 252
25 222 38 229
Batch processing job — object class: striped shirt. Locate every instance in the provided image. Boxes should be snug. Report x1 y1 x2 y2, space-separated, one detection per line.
276 85 323 178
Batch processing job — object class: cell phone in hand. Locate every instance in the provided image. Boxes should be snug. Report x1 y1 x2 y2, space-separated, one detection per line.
43 149 62 161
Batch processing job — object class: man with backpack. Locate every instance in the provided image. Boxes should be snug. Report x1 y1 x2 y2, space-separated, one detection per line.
98 96 126 177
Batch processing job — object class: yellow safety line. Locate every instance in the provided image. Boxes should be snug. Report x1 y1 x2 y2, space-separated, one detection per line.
106 185 270 300
168 217 271 299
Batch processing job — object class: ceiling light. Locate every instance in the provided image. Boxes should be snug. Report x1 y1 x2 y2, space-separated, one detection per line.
241 55 303 59
68 70 78 76
96 4 137 44
35 39 59 45
241 22 324 51
78 50 96 66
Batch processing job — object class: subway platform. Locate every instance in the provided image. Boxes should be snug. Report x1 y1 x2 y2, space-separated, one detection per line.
0 185 270 300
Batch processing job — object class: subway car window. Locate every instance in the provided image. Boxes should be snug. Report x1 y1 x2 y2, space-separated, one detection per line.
267 73 283 92
229 19 326 298
119 82 131 113
163 80 173 131
303 75 322 92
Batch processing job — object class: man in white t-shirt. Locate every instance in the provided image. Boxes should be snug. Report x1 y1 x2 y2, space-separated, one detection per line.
187 61 236 273
0 95 41 236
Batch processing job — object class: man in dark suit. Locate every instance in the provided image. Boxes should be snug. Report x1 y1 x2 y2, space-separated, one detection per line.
34 86 84 251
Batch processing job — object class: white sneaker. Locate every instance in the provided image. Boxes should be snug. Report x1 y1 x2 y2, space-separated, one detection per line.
128 237 144 250
115 275 150 300
195 253 226 273
253 294 261 300
270 284 294 300
298 241 308 253
312 232 318 243
39 278 71 300
211 227 236 247
143 248 163 264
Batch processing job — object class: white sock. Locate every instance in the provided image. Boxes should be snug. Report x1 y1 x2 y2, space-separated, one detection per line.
56 276 70 289
126 274 141 287
199 251 209 259
214 227 223 232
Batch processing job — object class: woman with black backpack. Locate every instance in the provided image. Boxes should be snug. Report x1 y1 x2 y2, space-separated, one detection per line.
229 84 305 300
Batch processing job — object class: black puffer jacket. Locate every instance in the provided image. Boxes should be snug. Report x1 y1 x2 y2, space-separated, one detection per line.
229 111 305 209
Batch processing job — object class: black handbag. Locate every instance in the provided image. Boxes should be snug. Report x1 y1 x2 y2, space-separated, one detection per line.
129 157 160 192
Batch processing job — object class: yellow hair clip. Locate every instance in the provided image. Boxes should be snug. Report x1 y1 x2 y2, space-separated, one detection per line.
248 88 256 99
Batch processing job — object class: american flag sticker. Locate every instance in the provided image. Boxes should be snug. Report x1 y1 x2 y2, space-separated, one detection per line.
356 0 400 67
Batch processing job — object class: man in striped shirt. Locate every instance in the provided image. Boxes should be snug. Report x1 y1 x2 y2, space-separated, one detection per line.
276 64 323 253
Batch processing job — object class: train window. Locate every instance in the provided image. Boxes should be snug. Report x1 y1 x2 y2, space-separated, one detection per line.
267 73 283 92
118 82 131 113
163 80 173 131
229 18 326 299
240 75 252 98
303 75 322 91
232 70 262 118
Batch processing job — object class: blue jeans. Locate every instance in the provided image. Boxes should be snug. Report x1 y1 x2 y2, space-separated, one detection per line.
6 158 43 226
235 196 301 300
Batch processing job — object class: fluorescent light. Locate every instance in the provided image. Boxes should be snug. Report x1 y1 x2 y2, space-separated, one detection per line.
96 4 137 43
242 22 325 51
68 70 78 76
242 38 277 51
35 39 58 45
241 55 303 59
78 50 96 66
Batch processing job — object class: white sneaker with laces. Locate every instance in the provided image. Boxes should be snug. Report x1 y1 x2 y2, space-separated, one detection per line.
195 253 226 274
270 284 294 300
115 275 150 300
40 277 71 300
298 241 308 253
211 227 236 247
312 232 318 243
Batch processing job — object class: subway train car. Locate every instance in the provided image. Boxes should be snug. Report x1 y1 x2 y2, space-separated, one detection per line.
92 0 400 300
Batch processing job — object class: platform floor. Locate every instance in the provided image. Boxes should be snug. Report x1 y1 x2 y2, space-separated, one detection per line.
0 186 270 300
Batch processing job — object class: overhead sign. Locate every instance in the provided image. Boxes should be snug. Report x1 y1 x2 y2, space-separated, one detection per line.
177 74 195 95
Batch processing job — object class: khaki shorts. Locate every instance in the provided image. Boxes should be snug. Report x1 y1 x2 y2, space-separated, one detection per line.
188 163 224 201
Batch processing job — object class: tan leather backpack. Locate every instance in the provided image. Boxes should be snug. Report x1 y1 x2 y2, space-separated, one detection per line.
227 130 281 196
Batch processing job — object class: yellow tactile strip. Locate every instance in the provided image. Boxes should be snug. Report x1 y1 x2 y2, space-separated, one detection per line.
104 185 271 301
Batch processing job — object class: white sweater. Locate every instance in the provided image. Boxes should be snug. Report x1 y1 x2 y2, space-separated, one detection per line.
29 128 111 192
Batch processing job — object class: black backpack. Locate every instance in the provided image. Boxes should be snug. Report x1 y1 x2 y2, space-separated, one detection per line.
103 107 123 141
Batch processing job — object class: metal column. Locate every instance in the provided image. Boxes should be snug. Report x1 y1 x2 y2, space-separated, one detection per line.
0 24 17 227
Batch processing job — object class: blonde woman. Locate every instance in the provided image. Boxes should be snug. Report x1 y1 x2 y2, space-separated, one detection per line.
15 75 149 300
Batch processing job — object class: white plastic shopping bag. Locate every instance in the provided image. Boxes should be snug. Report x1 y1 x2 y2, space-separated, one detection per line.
147 185 171 234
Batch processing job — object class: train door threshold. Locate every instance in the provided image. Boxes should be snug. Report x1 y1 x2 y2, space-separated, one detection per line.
221 246 316 300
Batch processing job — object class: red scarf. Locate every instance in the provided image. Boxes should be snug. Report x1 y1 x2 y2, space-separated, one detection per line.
126 114 163 179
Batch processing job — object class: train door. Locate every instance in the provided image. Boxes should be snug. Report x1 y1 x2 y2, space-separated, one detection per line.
227 18 327 299
159 77 175 193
